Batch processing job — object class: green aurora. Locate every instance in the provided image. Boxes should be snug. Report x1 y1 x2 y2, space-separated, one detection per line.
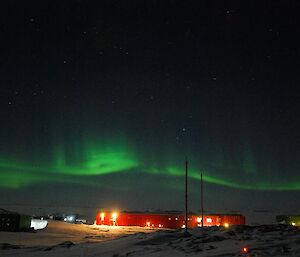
0 140 299 191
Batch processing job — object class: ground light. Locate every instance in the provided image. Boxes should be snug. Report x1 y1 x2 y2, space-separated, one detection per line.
112 212 118 221
111 212 118 225
242 246 249 254
100 212 105 221
224 223 229 228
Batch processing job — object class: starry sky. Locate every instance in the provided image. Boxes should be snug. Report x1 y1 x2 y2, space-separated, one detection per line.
0 1 299 214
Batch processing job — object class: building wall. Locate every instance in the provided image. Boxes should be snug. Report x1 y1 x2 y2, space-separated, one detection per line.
95 211 245 229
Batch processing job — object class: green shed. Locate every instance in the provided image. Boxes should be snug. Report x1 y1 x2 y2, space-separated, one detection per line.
0 208 31 231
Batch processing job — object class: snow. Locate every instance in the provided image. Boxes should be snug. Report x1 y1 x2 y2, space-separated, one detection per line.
0 221 299 256
30 219 48 230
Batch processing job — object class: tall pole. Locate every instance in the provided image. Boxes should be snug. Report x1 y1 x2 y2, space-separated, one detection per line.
201 173 204 227
185 158 188 232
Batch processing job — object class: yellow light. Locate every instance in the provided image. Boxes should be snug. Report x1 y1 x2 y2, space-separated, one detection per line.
100 212 105 221
292 222 296 226
224 223 229 228
197 217 202 223
111 212 118 221
146 221 150 227
242 247 249 253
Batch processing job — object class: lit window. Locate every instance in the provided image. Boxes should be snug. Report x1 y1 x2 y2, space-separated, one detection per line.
197 217 202 223
100 213 105 221
206 218 212 223
111 213 118 221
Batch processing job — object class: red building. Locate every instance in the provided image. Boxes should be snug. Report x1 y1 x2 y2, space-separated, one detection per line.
95 211 245 229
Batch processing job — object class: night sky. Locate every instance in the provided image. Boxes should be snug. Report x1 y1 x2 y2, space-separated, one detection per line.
0 1 299 215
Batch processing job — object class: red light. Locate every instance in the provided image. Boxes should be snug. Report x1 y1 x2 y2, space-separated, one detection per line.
242 247 249 253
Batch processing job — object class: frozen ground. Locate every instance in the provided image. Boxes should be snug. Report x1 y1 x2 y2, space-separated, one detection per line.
0 221 299 257
0 220 158 246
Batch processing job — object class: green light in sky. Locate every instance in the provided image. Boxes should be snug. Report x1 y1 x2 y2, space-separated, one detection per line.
0 140 139 188
163 166 300 191
59 150 139 175
48 136 139 175
0 171 38 189
0 147 299 191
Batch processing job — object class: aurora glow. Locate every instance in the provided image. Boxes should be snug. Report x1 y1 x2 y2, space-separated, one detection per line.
1 142 299 191
1 1 299 213
0 141 139 188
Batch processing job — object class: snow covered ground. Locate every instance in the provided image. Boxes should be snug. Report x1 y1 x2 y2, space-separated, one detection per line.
0 220 158 247
0 221 299 257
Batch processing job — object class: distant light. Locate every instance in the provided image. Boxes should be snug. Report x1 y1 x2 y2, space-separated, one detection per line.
242 247 249 253
66 215 75 222
197 217 202 223
206 218 212 223
182 224 186 228
224 223 229 228
100 212 105 221
146 221 150 227
158 224 163 228
111 212 118 221
292 222 296 226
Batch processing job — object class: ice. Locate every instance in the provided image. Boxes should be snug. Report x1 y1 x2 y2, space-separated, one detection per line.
30 219 48 230
0 221 299 257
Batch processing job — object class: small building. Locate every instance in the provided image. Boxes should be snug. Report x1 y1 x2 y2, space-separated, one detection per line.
276 215 300 226
95 211 245 229
0 208 31 232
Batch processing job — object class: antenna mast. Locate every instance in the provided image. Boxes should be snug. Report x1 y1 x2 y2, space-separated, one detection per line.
201 172 204 227
185 158 188 232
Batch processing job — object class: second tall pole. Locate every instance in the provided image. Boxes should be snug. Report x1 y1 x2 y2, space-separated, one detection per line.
185 158 188 233
201 172 204 227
